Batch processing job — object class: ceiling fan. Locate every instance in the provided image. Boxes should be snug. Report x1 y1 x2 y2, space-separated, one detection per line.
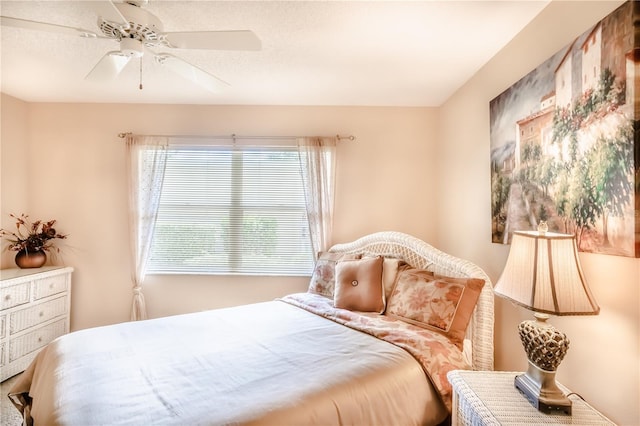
0 0 261 92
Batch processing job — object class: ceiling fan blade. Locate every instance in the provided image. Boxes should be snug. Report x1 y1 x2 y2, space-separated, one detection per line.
0 16 101 38
88 0 130 28
161 31 261 51
154 53 229 93
86 52 132 81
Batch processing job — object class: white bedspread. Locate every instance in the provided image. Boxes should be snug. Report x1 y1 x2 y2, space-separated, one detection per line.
9 300 447 425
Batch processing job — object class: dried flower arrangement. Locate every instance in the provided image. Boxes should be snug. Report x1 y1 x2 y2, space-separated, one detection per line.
0 213 67 254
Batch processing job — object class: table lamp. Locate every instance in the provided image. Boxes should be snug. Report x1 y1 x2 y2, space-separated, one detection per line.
493 224 600 415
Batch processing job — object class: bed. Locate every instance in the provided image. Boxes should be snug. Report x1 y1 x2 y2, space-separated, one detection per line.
7 231 494 426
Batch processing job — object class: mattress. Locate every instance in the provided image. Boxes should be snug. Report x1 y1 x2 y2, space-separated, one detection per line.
9 297 450 425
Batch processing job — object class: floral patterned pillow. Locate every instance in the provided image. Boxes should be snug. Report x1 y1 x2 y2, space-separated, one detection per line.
385 267 485 348
308 252 361 298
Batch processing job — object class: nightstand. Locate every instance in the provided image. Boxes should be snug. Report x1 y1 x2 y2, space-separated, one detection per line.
447 370 615 425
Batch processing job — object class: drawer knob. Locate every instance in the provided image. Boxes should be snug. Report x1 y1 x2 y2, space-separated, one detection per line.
39 311 44 317
38 337 42 342
49 284 54 289
4 295 10 301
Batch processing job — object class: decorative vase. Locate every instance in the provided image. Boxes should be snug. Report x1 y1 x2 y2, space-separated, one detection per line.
15 249 47 269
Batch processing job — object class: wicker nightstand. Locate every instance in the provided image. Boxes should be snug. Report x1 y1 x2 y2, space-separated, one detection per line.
447 370 615 425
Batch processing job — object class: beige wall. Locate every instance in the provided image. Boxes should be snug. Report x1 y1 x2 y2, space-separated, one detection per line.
437 1 638 424
0 94 30 267
0 98 438 326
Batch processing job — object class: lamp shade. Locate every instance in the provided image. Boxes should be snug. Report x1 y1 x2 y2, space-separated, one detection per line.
494 230 599 316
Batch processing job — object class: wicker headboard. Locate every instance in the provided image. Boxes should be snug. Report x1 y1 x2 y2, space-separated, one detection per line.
328 231 494 371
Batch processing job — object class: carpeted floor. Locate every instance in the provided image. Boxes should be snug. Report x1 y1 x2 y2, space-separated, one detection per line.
1 374 23 426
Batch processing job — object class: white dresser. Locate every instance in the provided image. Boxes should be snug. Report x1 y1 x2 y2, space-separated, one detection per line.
0 266 73 382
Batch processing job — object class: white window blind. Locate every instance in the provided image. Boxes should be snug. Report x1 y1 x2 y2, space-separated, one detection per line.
148 144 314 275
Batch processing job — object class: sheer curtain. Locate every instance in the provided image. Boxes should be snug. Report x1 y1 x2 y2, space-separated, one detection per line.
126 135 168 321
297 137 337 257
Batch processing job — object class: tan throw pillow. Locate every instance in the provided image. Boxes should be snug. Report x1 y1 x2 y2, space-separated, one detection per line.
386 267 485 348
382 257 404 301
308 252 361 298
334 256 385 313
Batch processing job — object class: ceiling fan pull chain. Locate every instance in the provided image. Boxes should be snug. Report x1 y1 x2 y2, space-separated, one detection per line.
139 56 143 90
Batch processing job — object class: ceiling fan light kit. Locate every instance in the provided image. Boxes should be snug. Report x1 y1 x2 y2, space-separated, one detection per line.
0 0 261 93
119 38 145 58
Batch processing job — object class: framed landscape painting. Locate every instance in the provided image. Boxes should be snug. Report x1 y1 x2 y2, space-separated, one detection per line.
490 0 639 258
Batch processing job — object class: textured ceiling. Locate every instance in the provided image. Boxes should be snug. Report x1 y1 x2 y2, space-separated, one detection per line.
0 1 549 106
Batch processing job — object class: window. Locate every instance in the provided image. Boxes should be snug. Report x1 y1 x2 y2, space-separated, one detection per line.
147 142 315 275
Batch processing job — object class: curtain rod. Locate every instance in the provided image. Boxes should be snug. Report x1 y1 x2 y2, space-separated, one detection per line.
117 132 356 141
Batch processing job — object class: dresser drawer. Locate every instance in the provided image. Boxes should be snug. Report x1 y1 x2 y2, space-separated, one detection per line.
1 282 30 310
9 295 68 335
9 318 66 362
34 274 68 300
